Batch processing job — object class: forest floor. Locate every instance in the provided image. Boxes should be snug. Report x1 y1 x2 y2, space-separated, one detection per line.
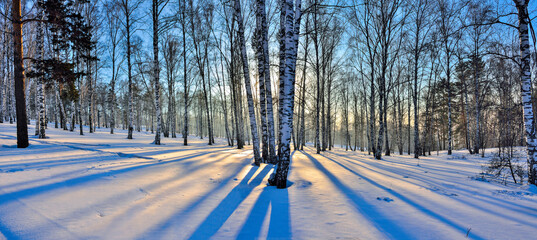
1 122 537 240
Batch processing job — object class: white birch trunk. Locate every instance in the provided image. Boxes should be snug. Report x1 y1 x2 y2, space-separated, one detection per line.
0 33 4 123
261 0 277 163
34 80 39 136
234 0 261 165
152 0 161 145
87 60 94 133
270 0 301 189
514 0 537 185
474 57 480 155
55 82 67 130
110 68 116 134
255 0 269 163
447 52 452 155
126 5 134 139
181 2 188 145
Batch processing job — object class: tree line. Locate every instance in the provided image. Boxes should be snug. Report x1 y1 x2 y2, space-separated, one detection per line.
0 0 535 188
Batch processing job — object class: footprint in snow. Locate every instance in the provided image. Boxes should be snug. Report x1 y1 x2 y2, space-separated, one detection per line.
139 188 149 195
294 180 313 189
209 178 223 183
377 197 394 202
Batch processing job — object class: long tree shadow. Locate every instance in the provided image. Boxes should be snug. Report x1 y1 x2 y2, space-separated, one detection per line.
330 152 537 228
54 152 239 223
0 149 223 206
316 152 488 240
0 132 233 163
302 151 415 239
135 161 256 239
187 164 273 240
236 183 291 239
0 220 18 240
328 149 472 181
1 142 243 192
0 141 238 175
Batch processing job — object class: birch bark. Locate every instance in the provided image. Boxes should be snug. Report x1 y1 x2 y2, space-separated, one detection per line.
234 0 261 165
514 0 537 185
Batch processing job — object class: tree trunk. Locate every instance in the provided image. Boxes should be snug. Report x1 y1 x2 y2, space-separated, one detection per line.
327 70 333 151
270 0 301 189
462 70 473 154
256 0 270 162
446 46 452 155
299 24 309 150
110 59 116 134
87 58 94 133
78 98 83 135
376 79 385 160
407 78 411 155
413 51 420 158
216 51 231 146
182 3 188 145
314 1 321 154
256 0 277 163
126 9 134 139
514 0 537 185
369 67 376 156
0 28 4 124
33 4 45 138
473 55 480 155
152 0 162 145
234 0 261 165
12 0 29 148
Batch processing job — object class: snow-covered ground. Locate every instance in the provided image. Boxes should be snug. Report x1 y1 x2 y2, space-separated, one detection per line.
1 122 537 240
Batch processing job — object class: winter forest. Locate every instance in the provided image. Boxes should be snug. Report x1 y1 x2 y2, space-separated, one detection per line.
1 0 537 239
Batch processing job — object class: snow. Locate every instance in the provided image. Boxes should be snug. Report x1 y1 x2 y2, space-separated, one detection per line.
1 122 537 239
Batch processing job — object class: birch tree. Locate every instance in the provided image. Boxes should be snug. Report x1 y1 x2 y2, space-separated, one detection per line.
105 2 122 134
233 0 261 165
437 0 459 155
189 0 215 145
407 0 433 158
0 12 4 124
372 0 404 160
269 0 302 189
313 0 322 154
118 0 142 139
179 0 190 145
349 0 379 156
255 0 277 163
163 34 179 138
513 0 536 185
466 2 492 155
151 0 169 145
36 0 46 139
